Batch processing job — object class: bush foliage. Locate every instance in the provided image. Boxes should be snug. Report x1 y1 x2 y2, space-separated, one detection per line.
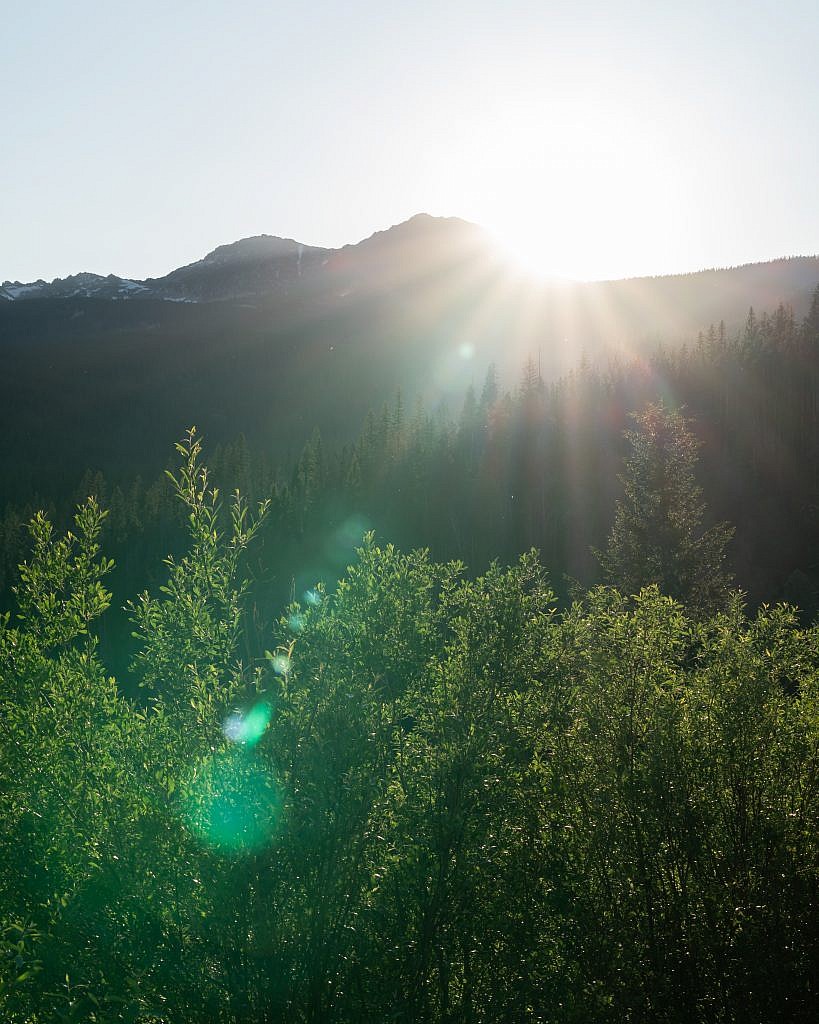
2 435 819 1022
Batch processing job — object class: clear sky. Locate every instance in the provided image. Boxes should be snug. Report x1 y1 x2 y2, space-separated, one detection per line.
2 0 818 283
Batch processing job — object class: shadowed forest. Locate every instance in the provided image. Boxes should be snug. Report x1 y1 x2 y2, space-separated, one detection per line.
4 289 819 662
3 283 819 1021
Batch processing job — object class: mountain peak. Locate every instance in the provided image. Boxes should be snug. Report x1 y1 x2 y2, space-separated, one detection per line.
353 213 486 248
201 235 324 267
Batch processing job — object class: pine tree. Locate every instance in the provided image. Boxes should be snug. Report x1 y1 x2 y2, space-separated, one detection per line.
803 284 819 346
294 427 326 523
519 354 543 399
344 447 362 495
744 306 758 346
597 402 734 613
479 363 499 412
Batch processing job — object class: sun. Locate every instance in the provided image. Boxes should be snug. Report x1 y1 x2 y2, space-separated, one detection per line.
452 90 678 284
489 227 578 284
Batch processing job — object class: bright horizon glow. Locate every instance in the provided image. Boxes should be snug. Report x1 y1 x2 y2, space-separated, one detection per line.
489 229 578 283
3 208 813 288
2 1 819 284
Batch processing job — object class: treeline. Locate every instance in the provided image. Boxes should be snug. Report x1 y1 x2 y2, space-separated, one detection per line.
5 287 819 635
2 433 819 1022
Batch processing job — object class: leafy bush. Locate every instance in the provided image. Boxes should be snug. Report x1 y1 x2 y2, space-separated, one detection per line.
2 435 818 1022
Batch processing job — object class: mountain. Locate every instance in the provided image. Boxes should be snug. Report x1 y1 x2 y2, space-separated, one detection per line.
4 215 817 344
3 216 817 360
0 236 328 304
0 272 150 302
0 214 817 504
0 215 491 305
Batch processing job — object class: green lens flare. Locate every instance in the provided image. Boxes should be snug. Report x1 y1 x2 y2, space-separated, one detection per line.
270 653 291 675
223 701 272 747
323 515 371 570
287 611 305 633
184 748 282 853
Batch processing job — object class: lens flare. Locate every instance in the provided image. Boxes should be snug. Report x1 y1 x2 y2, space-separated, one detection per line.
268 652 291 675
183 748 282 853
222 701 272 747
323 515 371 570
458 341 475 360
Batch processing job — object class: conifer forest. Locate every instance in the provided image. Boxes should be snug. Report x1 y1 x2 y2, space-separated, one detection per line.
3 286 819 1021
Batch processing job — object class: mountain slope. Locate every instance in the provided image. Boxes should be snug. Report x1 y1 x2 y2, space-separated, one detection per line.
0 215 817 503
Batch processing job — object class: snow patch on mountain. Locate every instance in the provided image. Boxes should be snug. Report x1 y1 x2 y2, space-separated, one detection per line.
0 216 488 304
1 280 48 300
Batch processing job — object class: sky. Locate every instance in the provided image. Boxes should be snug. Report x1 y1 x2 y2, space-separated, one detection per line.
2 0 818 283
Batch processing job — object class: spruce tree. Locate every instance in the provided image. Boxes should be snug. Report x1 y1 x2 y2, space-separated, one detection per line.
597 402 734 613
802 283 819 346
479 362 499 411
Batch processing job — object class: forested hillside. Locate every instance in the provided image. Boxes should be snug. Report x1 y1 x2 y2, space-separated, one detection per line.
3 259 819 1020
2 215 818 506
4 286 819 668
